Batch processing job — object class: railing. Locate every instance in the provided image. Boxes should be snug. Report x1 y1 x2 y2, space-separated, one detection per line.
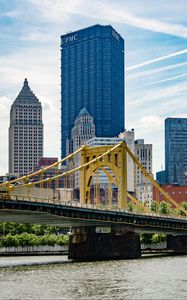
0 192 186 221
0 245 68 255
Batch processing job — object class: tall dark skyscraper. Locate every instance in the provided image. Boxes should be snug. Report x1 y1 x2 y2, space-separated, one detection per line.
61 24 125 158
165 118 187 185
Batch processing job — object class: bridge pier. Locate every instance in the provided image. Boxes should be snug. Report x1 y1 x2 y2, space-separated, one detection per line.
167 234 187 253
68 226 141 261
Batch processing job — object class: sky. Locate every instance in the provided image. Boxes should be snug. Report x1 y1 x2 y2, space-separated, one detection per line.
0 0 187 175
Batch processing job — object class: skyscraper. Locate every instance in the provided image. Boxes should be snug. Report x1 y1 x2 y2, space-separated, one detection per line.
165 118 187 185
71 107 95 188
134 139 153 205
71 107 95 152
9 79 43 176
61 24 125 158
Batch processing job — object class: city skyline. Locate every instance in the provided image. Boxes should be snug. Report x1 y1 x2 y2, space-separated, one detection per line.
1 0 187 174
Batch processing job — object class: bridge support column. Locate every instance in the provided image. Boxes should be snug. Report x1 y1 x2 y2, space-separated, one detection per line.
68 226 141 261
167 235 187 253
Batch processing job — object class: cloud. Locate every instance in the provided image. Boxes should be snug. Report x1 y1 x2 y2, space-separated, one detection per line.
129 81 187 106
19 32 56 43
135 115 163 129
171 113 187 118
0 10 20 18
126 49 187 71
0 96 12 116
103 5 187 39
30 0 87 23
39 96 56 112
29 0 187 40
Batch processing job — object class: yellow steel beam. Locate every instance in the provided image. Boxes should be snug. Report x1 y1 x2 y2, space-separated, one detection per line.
0 146 85 187
127 192 149 213
125 143 187 216
1 142 123 193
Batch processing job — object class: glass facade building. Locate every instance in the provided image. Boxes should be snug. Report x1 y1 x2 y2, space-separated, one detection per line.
61 24 125 158
165 118 187 185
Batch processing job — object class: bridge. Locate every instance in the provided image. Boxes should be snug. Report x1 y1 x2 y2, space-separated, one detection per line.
0 141 187 260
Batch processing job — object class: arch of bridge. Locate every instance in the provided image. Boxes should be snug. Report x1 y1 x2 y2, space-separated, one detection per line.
80 144 126 206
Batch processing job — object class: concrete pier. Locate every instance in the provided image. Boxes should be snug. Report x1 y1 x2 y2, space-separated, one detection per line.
167 234 187 253
68 226 141 261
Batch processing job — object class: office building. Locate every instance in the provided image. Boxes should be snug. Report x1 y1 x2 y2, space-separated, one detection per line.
134 139 153 205
156 170 166 185
70 107 95 187
165 118 187 185
153 184 187 206
71 107 95 152
33 157 65 189
9 79 43 176
61 24 125 158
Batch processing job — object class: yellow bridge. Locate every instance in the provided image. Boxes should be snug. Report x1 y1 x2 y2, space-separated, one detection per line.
0 141 187 260
0 141 186 216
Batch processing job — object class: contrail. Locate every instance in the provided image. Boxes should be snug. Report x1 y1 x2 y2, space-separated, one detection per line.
126 48 187 71
148 73 187 86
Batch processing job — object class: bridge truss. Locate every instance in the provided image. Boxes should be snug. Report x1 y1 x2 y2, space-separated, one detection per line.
0 142 186 217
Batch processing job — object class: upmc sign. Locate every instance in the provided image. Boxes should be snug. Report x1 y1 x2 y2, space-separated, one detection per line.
62 34 79 44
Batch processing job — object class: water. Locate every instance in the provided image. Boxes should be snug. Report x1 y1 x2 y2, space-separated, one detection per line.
0 255 186 299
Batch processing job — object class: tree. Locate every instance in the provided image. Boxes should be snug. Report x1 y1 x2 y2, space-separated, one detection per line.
140 233 153 245
57 235 69 245
179 202 187 216
151 201 158 213
151 233 166 244
158 201 168 214
128 202 133 212
1 234 19 247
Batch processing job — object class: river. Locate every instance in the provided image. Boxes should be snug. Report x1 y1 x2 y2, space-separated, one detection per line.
0 255 186 299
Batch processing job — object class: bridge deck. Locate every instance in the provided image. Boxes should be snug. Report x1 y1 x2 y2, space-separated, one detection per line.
0 195 186 234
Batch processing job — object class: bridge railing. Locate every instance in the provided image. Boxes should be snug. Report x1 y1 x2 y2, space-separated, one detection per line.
0 193 186 221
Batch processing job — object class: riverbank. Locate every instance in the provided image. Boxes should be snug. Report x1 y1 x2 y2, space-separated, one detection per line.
0 245 68 256
0 242 167 256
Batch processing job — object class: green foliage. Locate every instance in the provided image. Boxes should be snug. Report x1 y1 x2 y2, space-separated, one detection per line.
141 233 166 245
0 234 19 247
127 201 145 213
140 233 153 245
179 202 187 216
151 233 166 244
181 202 187 210
40 234 58 246
151 201 158 212
17 233 39 246
0 222 17 235
57 235 69 246
0 222 69 236
128 202 133 212
0 222 70 247
158 201 168 214
0 233 69 247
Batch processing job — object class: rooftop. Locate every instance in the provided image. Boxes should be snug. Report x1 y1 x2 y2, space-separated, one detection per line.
13 79 40 105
